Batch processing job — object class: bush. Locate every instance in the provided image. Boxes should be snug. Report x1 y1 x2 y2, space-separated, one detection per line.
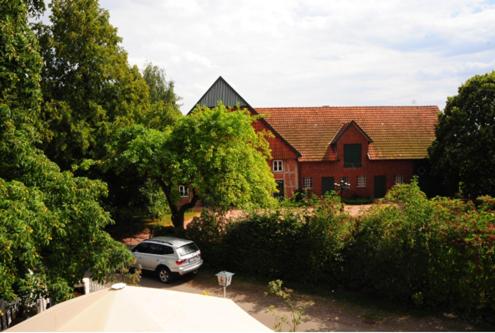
186 195 350 283
345 180 495 317
186 182 495 319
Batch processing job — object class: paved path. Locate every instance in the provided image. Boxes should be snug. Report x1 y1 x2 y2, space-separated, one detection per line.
138 270 478 332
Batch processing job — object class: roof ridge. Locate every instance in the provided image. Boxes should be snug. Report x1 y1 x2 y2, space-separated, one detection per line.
255 105 439 109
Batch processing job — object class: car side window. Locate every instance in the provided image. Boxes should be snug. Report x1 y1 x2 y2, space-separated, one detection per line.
134 243 152 254
161 245 174 255
148 243 174 255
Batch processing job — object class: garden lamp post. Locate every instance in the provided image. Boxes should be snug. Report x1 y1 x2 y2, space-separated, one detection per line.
216 271 235 298
334 178 351 199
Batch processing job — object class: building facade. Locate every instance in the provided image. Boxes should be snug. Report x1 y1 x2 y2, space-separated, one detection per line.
191 77 439 199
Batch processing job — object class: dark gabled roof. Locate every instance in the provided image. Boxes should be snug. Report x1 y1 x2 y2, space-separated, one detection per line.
330 120 373 145
189 76 301 157
256 106 439 161
188 76 250 114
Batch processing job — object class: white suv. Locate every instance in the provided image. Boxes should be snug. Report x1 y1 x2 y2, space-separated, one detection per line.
132 236 203 283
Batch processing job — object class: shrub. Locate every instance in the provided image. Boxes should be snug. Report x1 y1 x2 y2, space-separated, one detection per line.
345 180 495 317
186 182 495 319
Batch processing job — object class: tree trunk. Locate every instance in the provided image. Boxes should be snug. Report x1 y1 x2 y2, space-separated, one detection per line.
158 179 198 234
171 212 185 235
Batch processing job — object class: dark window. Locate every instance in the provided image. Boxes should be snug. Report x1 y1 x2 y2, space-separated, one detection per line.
321 177 335 195
178 185 188 197
133 243 152 254
275 180 284 199
374 175 386 198
176 243 200 256
146 243 173 255
272 160 283 172
344 144 362 168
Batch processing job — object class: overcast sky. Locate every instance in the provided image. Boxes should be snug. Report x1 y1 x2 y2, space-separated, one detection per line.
99 0 495 113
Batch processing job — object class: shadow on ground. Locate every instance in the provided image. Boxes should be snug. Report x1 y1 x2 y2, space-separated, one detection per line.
137 269 487 332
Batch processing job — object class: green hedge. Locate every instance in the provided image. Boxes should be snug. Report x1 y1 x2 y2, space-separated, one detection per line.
186 182 495 318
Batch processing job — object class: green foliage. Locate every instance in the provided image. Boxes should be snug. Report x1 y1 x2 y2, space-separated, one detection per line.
37 0 151 169
142 63 182 129
173 104 277 211
346 179 495 317
0 108 136 305
265 279 312 332
35 1 180 225
187 181 495 319
0 0 44 139
110 103 277 230
186 195 351 284
0 0 136 309
429 70 495 198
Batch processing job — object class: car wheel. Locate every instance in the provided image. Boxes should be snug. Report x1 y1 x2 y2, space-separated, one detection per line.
156 266 171 283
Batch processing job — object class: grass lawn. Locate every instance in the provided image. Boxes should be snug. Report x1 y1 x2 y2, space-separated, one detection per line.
147 210 201 228
110 209 201 244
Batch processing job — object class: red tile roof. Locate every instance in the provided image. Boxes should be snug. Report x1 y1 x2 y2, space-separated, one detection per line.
255 106 439 161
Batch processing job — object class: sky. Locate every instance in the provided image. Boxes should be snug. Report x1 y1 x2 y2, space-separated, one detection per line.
98 0 495 113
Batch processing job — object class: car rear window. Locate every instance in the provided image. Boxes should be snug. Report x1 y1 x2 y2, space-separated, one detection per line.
176 242 199 256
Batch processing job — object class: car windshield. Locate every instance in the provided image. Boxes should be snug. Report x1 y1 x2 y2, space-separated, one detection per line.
176 242 199 256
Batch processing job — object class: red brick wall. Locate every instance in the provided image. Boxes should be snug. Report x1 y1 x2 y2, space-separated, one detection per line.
253 118 300 198
253 119 298 160
299 124 415 198
299 160 414 198
270 159 299 197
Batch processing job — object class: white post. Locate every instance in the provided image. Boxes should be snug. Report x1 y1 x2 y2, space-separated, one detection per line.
82 277 90 295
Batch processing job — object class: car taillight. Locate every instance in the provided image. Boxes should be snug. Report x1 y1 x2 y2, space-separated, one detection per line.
176 259 186 265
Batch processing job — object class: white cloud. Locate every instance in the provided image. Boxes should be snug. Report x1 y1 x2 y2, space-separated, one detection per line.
101 0 495 112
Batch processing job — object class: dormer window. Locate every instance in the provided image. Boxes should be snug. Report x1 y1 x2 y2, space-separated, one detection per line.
272 160 284 172
344 144 362 168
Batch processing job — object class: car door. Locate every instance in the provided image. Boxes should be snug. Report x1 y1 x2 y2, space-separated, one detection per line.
148 243 175 270
133 243 154 270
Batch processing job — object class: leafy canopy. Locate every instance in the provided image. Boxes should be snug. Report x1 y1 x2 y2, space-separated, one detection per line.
0 0 135 305
142 63 182 129
428 70 495 198
110 104 277 230
37 0 151 169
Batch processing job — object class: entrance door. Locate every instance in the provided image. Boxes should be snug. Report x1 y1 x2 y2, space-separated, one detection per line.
275 180 284 199
374 176 386 198
321 177 335 195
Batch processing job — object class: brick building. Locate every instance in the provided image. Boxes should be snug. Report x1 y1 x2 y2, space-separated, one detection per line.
191 77 439 199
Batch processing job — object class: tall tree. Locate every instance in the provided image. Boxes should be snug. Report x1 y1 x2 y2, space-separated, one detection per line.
142 63 182 129
37 0 150 169
429 71 495 198
110 104 277 231
0 0 134 305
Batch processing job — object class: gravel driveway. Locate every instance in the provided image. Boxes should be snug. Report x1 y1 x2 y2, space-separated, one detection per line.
137 270 480 332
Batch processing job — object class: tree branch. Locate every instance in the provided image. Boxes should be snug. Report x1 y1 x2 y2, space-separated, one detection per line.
179 189 198 214
157 178 178 215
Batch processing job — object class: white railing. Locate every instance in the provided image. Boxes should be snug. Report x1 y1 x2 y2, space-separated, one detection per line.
1 277 105 331
0 297 50 331
82 277 106 294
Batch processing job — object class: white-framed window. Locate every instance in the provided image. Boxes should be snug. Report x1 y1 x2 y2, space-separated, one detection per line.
303 177 313 190
357 175 367 188
394 175 404 184
178 185 189 197
272 160 284 172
